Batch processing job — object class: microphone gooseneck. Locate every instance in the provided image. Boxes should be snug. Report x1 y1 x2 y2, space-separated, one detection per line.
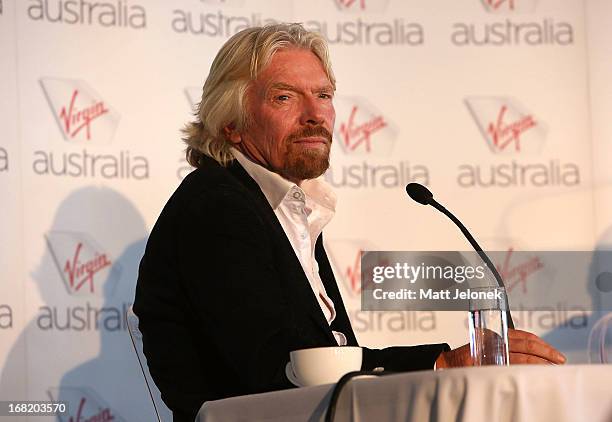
405 183 515 329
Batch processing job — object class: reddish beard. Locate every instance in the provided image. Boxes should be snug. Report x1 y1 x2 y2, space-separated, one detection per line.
281 126 333 181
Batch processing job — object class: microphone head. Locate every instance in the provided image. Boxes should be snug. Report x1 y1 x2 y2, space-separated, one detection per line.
405 183 433 205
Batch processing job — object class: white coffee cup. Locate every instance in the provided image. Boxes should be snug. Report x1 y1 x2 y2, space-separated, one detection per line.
284 346 363 387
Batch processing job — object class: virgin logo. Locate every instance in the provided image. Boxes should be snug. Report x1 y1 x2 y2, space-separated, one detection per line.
345 249 364 294
327 239 378 296
464 97 546 155
40 78 120 144
48 387 125 422
45 231 121 297
345 250 390 294
339 105 387 153
485 0 514 10
333 0 390 13
336 0 366 10
69 397 115 422
59 90 109 141
63 242 112 294
481 0 537 13
487 105 536 152
496 248 544 294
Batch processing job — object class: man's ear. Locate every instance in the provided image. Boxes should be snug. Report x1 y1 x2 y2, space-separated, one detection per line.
223 124 242 145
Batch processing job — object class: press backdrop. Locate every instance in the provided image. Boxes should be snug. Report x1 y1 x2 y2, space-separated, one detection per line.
1 0 612 420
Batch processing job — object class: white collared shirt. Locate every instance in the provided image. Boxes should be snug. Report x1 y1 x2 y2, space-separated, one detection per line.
232 149 347 346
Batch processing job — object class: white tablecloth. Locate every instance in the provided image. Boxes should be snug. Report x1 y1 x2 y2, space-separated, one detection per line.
197 365 612 422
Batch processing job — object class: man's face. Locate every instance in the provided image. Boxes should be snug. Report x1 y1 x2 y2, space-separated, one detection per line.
229 48 335 183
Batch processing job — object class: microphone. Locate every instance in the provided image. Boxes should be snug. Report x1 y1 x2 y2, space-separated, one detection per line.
405 183 515 329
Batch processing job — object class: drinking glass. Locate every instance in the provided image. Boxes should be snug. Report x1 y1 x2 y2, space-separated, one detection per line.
468 286 510 366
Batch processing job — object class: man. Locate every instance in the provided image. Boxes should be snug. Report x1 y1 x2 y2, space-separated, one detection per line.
134 23 564 422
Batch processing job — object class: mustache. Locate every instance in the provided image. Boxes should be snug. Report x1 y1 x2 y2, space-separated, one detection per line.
285 126 333 144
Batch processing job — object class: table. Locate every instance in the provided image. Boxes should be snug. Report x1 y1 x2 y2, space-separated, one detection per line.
197 365 612 422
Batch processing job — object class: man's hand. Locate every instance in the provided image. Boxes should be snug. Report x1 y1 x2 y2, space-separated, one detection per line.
435 329 566 369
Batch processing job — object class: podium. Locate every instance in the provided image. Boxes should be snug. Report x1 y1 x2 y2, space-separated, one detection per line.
197 365 612 422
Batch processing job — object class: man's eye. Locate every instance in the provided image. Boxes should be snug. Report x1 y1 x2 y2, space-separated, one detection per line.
276 94 290 101
319 93 333 99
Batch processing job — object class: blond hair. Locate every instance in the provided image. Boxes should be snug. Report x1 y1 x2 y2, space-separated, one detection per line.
183 23 335 167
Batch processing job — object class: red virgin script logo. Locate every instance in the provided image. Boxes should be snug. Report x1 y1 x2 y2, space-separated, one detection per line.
64 242 112 294
59 90 109 141
496 248 544 294
48 387 126 422
481 0 537 13
48 386 125 422
465 97 545 154
345 249 365 294
487 105 537 152
45 231 120 297
327 239 379 296
339 105 387 153
345 250 390 294
40 78 119 144
336 0 366 10
485 0 514 10
69 397 115 422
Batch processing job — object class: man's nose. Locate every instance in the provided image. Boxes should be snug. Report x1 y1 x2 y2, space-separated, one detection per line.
300 97 326 126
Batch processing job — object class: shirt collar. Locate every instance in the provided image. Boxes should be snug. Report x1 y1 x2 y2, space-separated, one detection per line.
231 148 336 212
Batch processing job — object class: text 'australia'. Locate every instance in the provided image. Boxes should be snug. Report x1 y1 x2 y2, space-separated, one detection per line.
33 150 149 179
27 0 146 28
451 19 573 46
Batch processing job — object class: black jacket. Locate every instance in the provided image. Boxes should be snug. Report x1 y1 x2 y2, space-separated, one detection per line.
134 156 448 422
